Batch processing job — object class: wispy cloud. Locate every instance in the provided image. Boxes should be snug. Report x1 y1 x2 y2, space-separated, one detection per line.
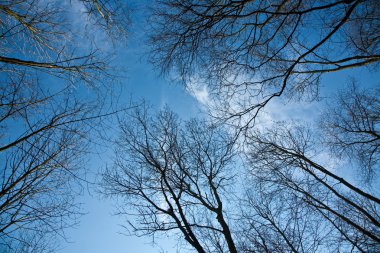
186 78 211 106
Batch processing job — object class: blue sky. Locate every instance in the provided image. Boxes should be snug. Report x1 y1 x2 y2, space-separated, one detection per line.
57 2 202 252
58 50 199 253
3 1 377 252
58 62 380 253
0 0 380 253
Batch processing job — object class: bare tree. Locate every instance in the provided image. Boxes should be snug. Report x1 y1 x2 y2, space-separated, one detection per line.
0 73 117 251
101 104 380 253
246 122 380 252
149 0 380 127
321 83 380 182
237 184 330 253
0 72 131 252
0 0 129 84
0 0 129 251
145 1 380 252
79 0 130 40
102 107 240 253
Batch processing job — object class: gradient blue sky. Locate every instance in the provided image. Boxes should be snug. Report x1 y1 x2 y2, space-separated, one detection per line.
57 1 380 253
58 2 201 252
58 54 200 253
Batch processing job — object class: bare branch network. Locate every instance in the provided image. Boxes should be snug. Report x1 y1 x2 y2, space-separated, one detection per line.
103 100 380 252
1 1 380 253
0 0 129 252
150 0 380 128
101 1 380 252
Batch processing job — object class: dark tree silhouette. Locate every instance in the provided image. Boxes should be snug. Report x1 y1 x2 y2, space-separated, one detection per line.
321 83 380 182
0 0 129 251
103 107 240 253
149 0 380 128
0 78 93 251
0 0 128 84
103 104 380 253
147 2 380 248
246 121 380 252
79 0 130 39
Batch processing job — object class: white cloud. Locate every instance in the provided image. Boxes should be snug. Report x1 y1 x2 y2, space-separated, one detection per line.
186 80 210 106
184 72 322 133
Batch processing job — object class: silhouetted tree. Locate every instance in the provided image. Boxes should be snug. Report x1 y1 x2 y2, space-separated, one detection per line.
0 0 128 84
149 0 380 127
87 1 380 252
246 121 380 252
146 3 380 250
0 0 129 251
79 0 130 39
103 107 240 253
103 105 380 253
321 83 380 182
0 78 92 251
